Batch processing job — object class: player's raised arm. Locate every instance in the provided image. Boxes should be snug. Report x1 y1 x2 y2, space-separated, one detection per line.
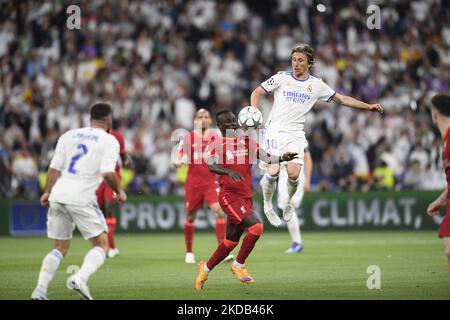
332 93 383 114
250 86 267 108
251 73 282 108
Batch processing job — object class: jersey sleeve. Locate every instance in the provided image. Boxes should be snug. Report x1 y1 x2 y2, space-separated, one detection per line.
100 137 120 174
117 134 126 154
260 72 283 93
110 131 126 154
49 134 67 171
317 79 336 102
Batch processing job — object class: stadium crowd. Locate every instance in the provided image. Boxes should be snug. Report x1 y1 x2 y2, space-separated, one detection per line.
1 0 449 198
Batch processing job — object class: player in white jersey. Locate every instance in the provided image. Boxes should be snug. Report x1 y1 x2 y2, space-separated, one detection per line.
251 44 383 226
277 147 312 253
31 103 127 300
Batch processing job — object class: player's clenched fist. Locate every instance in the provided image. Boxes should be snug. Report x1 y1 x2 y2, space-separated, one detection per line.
40 192 50 206
116 189 127 203
427 199 444 216
369 104 383 114
281 152 298 162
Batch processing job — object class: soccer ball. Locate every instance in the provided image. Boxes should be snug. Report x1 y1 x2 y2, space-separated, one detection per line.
238 106 263 129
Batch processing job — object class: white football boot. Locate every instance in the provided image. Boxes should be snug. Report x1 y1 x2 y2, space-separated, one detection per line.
107 248 120 258
185 252 196 264
67 274 93 300
263 201 282 227
31 288 49 300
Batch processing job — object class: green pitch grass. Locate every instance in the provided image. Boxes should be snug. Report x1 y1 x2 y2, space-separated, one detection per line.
0 231 449 300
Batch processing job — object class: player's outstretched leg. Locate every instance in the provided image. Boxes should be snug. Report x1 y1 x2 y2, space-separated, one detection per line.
31 248 64 300
231 222 263 284
195 239 239 290
260 173 282 226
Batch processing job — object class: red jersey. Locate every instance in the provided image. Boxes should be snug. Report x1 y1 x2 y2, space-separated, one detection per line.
178 130 218 187
443 126 450 198
206 135 259 198
109 129 126 177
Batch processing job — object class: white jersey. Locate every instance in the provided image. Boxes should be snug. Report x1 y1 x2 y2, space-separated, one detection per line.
260 71 335 135
48 127 120 206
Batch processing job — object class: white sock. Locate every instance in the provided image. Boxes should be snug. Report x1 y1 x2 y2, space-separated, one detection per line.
36 249 63 293
261 173 278 203
77 247 106 283
287 212 302 244
287 178 299 201
203 264 210 273
233 260 244 268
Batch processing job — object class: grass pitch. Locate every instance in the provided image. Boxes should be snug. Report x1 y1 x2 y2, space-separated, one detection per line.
0 231 449 300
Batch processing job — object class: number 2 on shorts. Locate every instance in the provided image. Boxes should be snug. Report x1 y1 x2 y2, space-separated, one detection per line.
68 144 88 174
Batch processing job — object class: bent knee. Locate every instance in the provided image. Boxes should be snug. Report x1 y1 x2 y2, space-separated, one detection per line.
248 223 264 236
267 164 280 176
186 211 196 222
223 239 239 249
287 173 300 181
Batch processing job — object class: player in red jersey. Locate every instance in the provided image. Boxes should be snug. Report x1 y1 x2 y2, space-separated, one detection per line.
427 94 450 272
175 109 232 264
96 129 131 258
194 110 297 289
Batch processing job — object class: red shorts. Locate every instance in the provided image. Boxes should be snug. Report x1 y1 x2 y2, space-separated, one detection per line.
439 210 450 237
185 182 219 211
96 181 118 211
218 193 253 225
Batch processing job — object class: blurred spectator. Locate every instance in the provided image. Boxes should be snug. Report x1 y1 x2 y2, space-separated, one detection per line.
372 160 395 191
11 148 39 198
402 159 425 190
332 149 355 191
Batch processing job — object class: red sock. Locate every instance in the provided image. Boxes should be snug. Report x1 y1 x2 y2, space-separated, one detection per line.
236 224 263 264
215 218 226 244
106 216 116 249
448 262 450 271
184 221 194 253
206 239 238 271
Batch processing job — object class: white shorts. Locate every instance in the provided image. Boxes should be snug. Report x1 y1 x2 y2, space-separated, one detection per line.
277 165 305 210
259 128 306 170
47 201 108 240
